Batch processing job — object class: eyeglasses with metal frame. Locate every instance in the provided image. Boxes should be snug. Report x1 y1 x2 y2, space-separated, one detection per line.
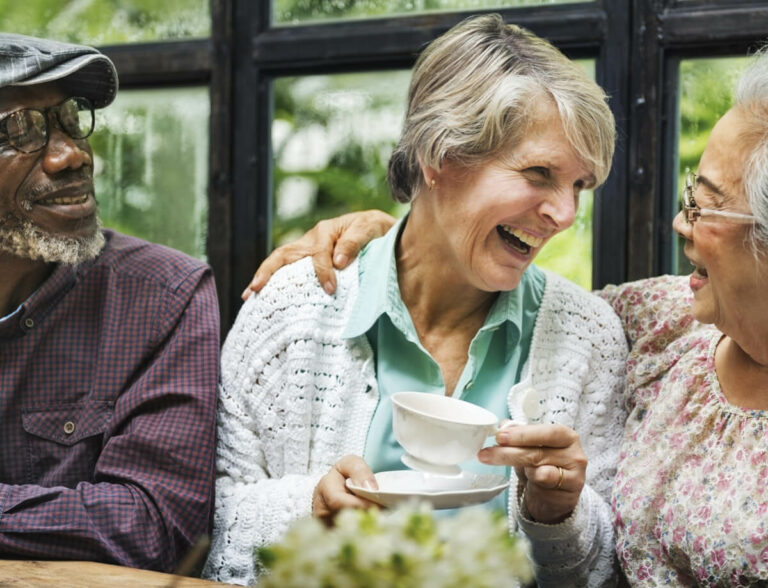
681 170 759 226
0 96 95 154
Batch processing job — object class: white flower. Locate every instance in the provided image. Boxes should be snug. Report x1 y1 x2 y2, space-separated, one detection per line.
255 502 532 587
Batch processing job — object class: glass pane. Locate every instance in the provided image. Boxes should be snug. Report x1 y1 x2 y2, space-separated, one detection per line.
272 71 411 248
275 0 584 25
0 0 210 44
272 60 596 290
91 87 209 260
674 57 749 274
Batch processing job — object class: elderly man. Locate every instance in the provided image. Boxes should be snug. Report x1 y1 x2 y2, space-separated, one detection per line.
0 34 218 572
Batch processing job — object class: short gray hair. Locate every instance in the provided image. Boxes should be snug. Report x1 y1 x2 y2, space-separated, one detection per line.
387 14 615 203
734 45 768 249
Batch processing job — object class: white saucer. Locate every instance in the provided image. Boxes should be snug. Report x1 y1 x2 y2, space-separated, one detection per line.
346 470 508 510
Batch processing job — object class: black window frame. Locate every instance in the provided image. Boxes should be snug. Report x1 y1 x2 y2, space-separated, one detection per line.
93 0 768 331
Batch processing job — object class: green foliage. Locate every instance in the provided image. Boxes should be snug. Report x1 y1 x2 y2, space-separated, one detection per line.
89 88 210 259
271 71 410 246
274 0 580 24
678 58 746 176
0 0 209 44
534 192 593 289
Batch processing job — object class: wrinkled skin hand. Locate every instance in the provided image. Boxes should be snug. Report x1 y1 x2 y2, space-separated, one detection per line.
243 210 396 299
312 455 380 525
478 423 587 524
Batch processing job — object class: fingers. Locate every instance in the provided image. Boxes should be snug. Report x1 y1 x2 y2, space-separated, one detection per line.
242 210 395 299
334 454 378 490
479 424 586 469
332 210 396 270
480 425 586 524
312 455 378 524
523 464 568 492
496 423 579 448
242 247 295 299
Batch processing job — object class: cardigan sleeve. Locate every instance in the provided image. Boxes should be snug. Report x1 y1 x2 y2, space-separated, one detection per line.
513 272 629 587
203 258 375 586
202 282 325 585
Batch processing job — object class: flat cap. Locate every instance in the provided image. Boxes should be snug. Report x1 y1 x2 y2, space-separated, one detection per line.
0 33 118 108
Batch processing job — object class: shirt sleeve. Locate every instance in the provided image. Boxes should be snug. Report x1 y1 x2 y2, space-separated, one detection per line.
0 268 219 573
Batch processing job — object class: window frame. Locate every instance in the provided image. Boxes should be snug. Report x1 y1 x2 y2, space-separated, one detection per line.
242 0 631 325
84 0 768 331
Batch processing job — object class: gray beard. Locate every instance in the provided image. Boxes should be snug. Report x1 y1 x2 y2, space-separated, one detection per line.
0 216 105 265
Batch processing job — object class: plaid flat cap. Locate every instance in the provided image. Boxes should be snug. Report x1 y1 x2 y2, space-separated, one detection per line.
0 33 118 108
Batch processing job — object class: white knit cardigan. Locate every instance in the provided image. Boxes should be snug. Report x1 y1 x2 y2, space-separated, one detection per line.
204 257 628 587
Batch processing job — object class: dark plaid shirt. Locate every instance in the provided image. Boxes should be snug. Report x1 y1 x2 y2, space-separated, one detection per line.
0 230 219 572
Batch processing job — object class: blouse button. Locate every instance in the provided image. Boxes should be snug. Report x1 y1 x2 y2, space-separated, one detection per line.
24 318 34 328
63 421 76 435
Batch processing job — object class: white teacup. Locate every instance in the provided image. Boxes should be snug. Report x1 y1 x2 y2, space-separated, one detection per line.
391 391 499 475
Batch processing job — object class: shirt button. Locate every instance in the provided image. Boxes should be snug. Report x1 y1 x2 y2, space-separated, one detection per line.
63 421 76 435
24 318 34 328
465 380 474 390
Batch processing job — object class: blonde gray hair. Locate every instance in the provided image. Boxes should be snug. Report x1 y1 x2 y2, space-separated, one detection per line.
734 45 768 249
387 14 615 203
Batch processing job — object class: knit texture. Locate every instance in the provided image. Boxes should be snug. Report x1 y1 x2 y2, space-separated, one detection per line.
204 258 627 586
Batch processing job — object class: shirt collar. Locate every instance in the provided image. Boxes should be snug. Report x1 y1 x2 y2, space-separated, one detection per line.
342 215 526 358
343 215 406 340
0 261 82 340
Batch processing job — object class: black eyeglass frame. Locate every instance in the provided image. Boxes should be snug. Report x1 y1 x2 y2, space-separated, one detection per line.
0 96 95 154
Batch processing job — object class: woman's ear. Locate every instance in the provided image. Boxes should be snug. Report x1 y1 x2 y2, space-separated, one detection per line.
417 157 439 191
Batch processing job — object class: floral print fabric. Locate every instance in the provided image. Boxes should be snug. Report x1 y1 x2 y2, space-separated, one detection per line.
599 275 768 586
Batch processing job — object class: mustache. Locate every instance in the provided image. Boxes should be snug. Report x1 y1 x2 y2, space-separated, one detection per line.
22 172 95 211
26 170 95 200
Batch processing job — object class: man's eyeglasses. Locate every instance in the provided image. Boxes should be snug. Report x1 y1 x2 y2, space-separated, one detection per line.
681 170 759 226
0 96 95 154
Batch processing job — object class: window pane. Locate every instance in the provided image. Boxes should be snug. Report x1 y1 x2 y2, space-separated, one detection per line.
272 60 595 290
274 0 584 25
272 71 411 247
674 57 748 274
91 87 209 260
0 0 210 44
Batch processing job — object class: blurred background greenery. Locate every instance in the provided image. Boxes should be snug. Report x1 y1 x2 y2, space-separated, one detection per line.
274 0 580 25
0 0 209 44
0 0 747 286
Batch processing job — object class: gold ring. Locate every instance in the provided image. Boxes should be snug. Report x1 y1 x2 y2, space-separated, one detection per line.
555 466 564 490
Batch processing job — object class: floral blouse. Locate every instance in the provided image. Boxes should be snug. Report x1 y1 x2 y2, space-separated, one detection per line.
599 276 768 587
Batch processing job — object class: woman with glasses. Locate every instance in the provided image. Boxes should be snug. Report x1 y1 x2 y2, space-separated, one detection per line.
601 50 768 585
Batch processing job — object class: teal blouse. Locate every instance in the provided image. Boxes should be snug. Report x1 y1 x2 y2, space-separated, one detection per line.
342 217 546 513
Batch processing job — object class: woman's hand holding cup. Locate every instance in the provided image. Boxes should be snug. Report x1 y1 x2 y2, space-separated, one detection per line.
478 422 587 524
312 455 379 524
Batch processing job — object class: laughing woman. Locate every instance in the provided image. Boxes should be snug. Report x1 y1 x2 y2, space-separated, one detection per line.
253 47 768 586
600 49 768 585
204 14 627 587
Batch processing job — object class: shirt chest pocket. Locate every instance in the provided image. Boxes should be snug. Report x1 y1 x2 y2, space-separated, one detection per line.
22 401 113 488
